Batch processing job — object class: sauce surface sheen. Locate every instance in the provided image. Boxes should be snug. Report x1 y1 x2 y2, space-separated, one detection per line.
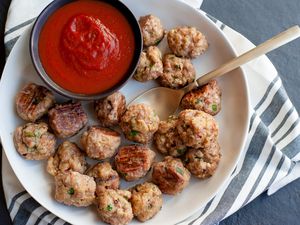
39 0 135 94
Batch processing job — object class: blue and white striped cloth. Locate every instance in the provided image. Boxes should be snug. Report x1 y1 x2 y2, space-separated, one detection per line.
2 0 300 224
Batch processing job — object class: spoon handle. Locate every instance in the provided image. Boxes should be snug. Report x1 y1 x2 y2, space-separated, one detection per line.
197 25 300 86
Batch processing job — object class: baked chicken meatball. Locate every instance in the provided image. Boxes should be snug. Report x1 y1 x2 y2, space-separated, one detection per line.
177 109 219 149
115 145 156 181
167 26 208 58
153 115 187 157
86 162 120 191
96 188 133 225
15 83 55 122
94 92 126 127
181 80 222 116
159 54 195 89
47 141 87 176
120 104 159 144
152 156 190 195
13 122 56 160
54 171 96 207
130 182 163 222
184 141 221 179
48 101 88 138
134 46 163 82
139 14 164 47
81 126 121 160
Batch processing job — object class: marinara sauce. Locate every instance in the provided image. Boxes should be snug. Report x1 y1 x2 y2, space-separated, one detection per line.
39 0 135 94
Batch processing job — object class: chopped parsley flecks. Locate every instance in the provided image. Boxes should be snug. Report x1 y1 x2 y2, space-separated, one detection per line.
176 167 184 175
130 130 139 137
106 204 113 211
67 187 75 195
212 104 218 112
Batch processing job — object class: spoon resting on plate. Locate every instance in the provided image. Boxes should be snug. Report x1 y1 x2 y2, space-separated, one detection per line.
129 25 300 120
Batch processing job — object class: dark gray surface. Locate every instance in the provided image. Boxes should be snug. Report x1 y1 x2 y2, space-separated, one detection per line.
202 0 300 225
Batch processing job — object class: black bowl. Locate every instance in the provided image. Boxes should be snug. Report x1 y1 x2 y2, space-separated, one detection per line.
30 0 142 100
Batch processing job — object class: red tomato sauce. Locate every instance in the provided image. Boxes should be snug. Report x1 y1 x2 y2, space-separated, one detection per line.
39 0 135 94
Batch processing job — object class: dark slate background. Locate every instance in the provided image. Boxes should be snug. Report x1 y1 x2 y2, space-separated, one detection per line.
0 0 300 225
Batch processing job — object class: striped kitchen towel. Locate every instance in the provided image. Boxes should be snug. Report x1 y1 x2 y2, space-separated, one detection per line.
2 0 300 225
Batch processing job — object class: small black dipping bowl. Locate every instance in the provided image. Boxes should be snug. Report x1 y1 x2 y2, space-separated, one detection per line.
30 0 142 100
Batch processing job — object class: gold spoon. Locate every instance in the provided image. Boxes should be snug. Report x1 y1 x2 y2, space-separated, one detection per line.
129 26 300 120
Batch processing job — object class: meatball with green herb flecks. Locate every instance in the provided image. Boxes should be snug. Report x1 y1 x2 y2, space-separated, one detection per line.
120 103 160 144
152 156 190 195
115 145 156 181
15 83 55 122
54 171 96 207
47 141 87 176
13 122 56 160
96 188 133 225
167 26 208 58
159 54 195 89
176 109 219 149
130 182 163 222
184 141 221 179
139 14 164 47
153 115 187 157
134 46 163 82
181 80 221 116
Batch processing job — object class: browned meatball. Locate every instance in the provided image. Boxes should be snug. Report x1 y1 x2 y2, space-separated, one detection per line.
96 188 133 225
115 145 156 181
86 162 120 191
13 122 56 160
184 141 221 179
139 14 164 47
94 92 126 127
15 83 55 122
167 26 208 58
47 141 87 176
54 171 96 207
81 126 121 160
120 104 160 144
48 102 88 138
130 182 163 222
159 54 195 89
153 115 187 157
134 46 163 82
181 80 222 115
152 156 190 195
176 110 219 149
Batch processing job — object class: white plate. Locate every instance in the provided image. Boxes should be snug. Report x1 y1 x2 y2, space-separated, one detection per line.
0 0 250 224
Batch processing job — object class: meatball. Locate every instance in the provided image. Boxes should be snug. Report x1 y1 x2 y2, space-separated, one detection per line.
94 92 126 127
115 145 156 181
54 171 96 207
130 182 163 222
181 80 222 115
177 109 218 149
120 104 159 144
47 141 87 176
134 46 163 82
184 141 221 179
139 14 164 47
152 156 190 195
159 54 195 89
15 83 55 122
48 101 88 138
167 26 208 58
86 162 120 191
96 188 133 225
13 122 56 160
153 115 187 157
81 126 121 160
